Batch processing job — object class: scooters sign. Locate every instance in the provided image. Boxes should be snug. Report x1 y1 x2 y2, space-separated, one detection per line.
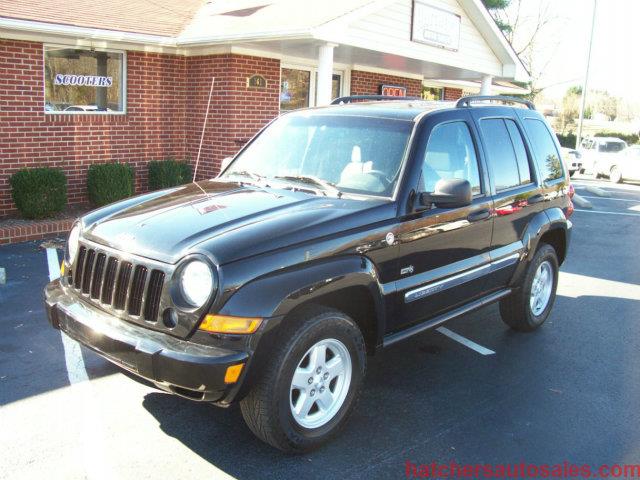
54 74 113 87
380 84 407 97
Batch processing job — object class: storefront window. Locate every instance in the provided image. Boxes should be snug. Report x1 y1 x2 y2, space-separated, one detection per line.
44 46 125 113
422 86 443 100
280 68 310 111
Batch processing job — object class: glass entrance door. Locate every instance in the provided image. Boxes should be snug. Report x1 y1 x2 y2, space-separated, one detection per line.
280 67 342 111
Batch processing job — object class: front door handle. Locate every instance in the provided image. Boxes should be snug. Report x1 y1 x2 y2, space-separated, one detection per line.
467 208 491 222
528 193 544 204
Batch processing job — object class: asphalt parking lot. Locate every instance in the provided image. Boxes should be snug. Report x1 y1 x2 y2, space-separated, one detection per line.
1 177 639 480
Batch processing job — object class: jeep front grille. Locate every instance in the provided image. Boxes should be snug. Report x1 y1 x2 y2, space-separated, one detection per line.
69 245 166 322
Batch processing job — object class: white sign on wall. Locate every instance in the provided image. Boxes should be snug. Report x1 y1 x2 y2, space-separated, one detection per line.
411 0 461 51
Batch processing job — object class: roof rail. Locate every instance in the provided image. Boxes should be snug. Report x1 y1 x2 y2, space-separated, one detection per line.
456 95 535 110
331 95 422 105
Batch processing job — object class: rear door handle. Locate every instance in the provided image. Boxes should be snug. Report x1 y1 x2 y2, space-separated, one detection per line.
467 208 491 222
527 194 544 204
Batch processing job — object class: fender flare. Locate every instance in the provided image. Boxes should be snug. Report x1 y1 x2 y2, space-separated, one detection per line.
218 255 387 339
510 207 569 287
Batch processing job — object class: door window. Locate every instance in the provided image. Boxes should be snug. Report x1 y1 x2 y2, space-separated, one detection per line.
421 121 481 194
479 118 528 191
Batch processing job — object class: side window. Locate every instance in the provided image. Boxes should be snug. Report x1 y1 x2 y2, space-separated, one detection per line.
421 121 481 194
524 119 565 182
479 118 521 191
505 120 532 184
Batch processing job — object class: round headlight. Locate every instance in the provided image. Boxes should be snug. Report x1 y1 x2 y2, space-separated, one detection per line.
67 224 81 261
179 260 214 307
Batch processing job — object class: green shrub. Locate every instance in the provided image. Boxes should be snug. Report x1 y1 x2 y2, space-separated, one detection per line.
594 131 639 145
148 159 192 190
87 163 134 206
556 133 577 149
10 168 67 219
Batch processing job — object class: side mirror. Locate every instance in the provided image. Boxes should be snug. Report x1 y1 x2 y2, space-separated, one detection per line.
419 178 472 209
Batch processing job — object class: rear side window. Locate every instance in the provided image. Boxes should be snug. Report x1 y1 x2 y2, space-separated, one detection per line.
421 121 482 194
504 120 532 184
524 119 564 182
599 141 626 153
479 118 531 191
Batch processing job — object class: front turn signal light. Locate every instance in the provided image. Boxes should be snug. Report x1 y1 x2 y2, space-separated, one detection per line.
60 262 65 276
199 315 262 334
224 363 245 384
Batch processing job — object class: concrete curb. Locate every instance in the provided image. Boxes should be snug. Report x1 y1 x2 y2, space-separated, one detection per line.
572 193 593 209
585 186 611 197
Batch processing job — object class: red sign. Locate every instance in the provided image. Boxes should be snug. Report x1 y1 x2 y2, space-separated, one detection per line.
380 84 407 97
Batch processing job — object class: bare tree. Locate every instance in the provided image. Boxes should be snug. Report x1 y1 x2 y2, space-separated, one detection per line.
483 0 561 100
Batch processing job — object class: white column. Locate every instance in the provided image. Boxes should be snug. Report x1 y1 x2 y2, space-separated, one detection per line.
317 43 337 106
480 75 493 96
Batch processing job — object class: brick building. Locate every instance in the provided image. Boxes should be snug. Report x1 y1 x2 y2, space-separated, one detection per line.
0 0 527 217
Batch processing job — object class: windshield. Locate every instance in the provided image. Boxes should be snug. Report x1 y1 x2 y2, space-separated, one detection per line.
222 113 414 197
599 141 626 153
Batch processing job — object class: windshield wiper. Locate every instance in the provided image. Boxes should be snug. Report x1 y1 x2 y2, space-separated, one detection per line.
226 170 265 182
273 175 342 197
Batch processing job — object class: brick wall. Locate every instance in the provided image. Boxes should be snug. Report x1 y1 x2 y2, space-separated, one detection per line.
350 70 423 98
0 40 189 217
185 54 281 180
443 87 463 101
0 40 282 216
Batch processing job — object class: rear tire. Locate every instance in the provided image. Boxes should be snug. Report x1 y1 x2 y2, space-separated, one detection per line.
240 306 366 453
499 244 559 332
610 166 623 184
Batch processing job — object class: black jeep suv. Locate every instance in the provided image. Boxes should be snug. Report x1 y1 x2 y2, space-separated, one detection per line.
45 95 573 452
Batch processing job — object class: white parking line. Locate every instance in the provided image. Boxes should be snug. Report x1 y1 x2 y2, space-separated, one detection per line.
46 248 112 480
578 195 639 203
436 327 495 356
574 209 640 217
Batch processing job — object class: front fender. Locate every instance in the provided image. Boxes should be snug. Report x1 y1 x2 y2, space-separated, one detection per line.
218 255 386 332
220 255 384 314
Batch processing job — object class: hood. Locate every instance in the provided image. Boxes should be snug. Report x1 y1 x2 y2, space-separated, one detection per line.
81 180 392 264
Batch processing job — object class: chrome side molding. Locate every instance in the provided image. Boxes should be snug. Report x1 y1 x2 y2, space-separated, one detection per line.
405 252 520 303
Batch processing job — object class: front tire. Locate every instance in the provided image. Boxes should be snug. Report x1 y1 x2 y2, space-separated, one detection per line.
610 166 623 184
240 307 366 452
499 244 559 332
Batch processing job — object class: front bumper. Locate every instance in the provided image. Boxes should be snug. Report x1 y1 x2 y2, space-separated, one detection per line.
44 279 248 403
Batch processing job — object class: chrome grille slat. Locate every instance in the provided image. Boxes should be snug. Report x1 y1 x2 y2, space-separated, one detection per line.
127 265 148 316
113 262 133 310
101 257 119 305
74 246 86 289
90 253 107 299
138 270 152 320
144 270 165 322
81 249 96 294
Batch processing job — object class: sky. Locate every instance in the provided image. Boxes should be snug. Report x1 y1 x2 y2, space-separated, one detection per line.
508 0 638 103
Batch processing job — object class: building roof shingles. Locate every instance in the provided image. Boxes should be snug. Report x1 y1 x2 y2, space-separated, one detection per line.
0 0 206 37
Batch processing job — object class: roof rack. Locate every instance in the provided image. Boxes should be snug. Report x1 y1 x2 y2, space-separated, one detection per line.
456 95 535 110
331 95 422 105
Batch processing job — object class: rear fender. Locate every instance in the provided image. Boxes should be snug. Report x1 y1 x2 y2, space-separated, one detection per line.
510 208 568 287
